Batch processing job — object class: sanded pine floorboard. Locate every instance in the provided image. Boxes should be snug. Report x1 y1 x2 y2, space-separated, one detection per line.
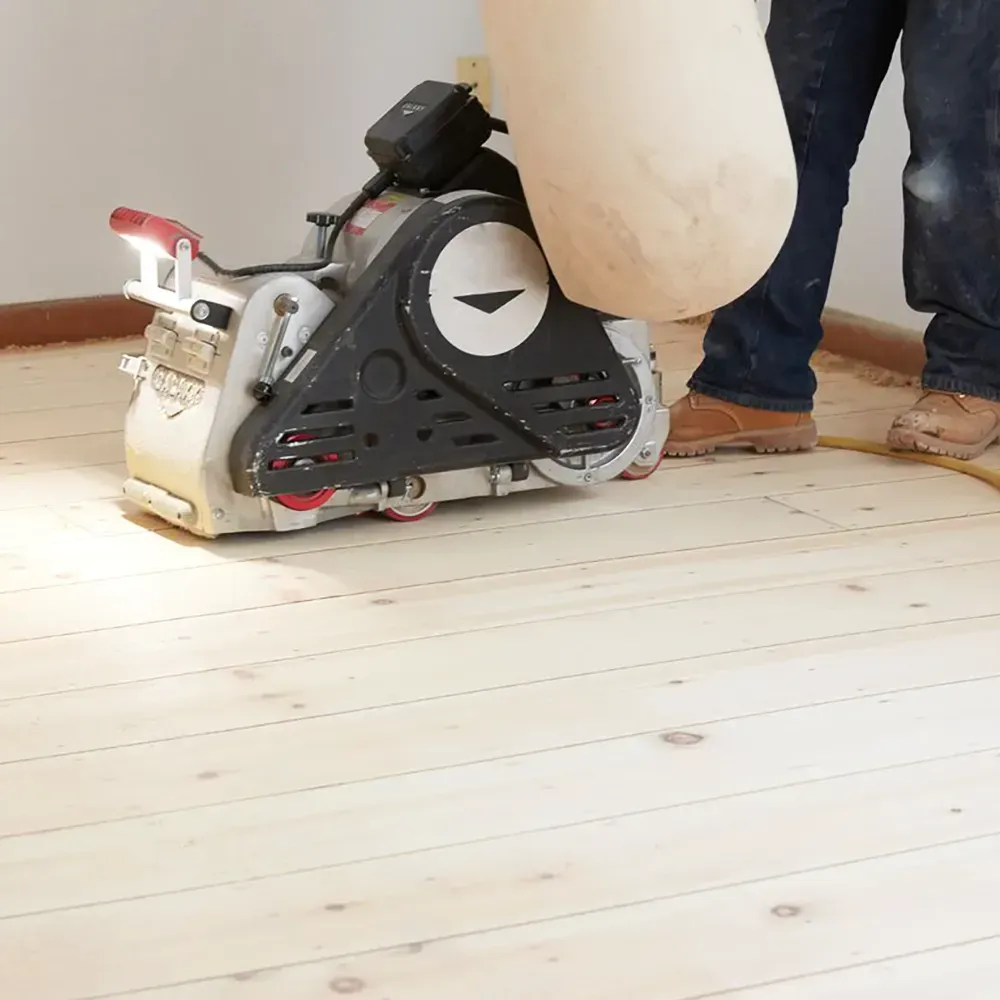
5 515 1000 698
119 836 1000 1000
0 461 128 515
0 595 995 772
0 401 125 445
0 495 833 643
0 336 145 383
0 506 997 697
775 474 1000 529
1 336 999 999
6 738 1000 998
0 431 124 476
0 619 997 911
0 372 133 414
2 560 1000 839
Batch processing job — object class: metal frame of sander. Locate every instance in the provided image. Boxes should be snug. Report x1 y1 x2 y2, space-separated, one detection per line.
110 80 670 538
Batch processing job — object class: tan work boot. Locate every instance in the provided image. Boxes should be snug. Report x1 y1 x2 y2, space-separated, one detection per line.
886 390 1000 460
664 392 818 457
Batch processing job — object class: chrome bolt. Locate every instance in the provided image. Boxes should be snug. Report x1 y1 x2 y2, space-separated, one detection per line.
273 293 299 317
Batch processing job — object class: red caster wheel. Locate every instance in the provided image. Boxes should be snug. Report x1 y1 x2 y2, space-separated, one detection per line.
620 456 662 481
381 501 438 522
270 433 338 511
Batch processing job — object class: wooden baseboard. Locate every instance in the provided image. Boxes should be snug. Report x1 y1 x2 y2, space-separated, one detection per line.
0 296 153 352
666 308 925 378
819 308 925 378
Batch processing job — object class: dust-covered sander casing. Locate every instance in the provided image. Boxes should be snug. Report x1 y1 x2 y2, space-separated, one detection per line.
119 270 341 537
113 81 671 539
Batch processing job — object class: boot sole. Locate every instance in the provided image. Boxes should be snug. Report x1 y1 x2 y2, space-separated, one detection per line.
664 422 819 458
886 425 1000 462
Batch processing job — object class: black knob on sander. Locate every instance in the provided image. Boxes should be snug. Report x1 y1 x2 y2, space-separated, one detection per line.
306 212 337 227
252 380 276 404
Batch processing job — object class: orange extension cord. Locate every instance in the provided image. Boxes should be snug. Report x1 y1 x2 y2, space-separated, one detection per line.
818 435 1000 491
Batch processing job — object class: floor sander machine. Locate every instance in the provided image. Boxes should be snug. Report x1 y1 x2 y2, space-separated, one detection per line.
110 81 670 538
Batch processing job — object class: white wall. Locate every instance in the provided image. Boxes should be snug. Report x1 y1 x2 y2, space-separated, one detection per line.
756 0 920 331
0 0 486 304
0 0 920 333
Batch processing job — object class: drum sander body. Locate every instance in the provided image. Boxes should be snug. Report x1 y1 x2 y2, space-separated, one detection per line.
110 82 670 538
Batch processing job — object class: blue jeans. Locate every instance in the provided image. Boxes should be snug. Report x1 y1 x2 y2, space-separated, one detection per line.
690 0 1000 412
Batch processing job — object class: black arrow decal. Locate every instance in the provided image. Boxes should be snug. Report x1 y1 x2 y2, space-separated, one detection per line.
454 289 526 314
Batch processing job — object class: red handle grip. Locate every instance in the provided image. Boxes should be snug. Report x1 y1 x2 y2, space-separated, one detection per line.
109 207 201 259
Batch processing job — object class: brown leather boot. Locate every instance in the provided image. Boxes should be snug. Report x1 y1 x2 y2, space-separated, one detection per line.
664 392 818 457
887 390 1000 460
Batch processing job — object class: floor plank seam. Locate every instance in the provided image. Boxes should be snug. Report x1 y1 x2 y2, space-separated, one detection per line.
763 495 846 529
3 660 999 770
0 613 987 706
3 510 845 596
768 494 999 532
3 747 997 926
2 496 838 586
3 550 998 649
67 839 1000 1000
3 732 998 847
679 934 1000 1000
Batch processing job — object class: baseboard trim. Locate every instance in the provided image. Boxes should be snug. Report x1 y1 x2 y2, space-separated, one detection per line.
819 308 925 378
671 308 924 378
0 296 153 351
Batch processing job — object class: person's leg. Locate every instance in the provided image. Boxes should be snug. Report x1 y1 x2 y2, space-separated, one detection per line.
666 0 906 456
887 0 1000 459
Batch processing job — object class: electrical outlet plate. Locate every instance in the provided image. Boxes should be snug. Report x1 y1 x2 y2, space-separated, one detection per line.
457 55 492 112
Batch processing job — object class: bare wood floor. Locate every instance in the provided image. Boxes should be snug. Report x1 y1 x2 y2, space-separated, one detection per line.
1 330 999 999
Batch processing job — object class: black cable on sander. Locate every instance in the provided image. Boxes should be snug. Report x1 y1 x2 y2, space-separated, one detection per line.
197 169 395 279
